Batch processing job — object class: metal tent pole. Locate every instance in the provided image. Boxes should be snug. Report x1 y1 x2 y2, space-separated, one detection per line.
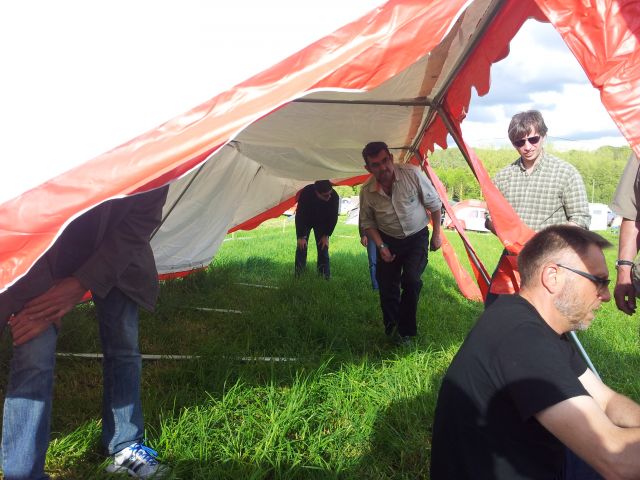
569 331 601 380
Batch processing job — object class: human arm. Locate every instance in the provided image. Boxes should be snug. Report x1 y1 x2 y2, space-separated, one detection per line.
561 167 590 229
535 369 640 479
414 167 443 251
364 227 395 262
615 219 640 314
580 368 640 427
314 190 339 250
295 186 310 241
358 223 369 247
324 190 339 236
611 153 640 314
8 187 167 344
429 207 442 251
8 277 85 345
484 169 510 236
359 188 394 262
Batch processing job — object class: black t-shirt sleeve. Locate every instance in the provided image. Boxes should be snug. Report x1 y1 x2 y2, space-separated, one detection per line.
495 324 589 421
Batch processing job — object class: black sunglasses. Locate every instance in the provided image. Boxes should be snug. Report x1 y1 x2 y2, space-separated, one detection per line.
556 263 610 290
513 135 541 148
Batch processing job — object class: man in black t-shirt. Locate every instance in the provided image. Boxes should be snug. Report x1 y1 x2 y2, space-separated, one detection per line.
431 225 640 479
294 180 339 279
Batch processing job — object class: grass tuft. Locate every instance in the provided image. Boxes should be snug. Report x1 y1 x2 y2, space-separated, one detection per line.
0 219 637 479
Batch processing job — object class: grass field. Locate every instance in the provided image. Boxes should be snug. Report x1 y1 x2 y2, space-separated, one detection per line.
1 217 638 479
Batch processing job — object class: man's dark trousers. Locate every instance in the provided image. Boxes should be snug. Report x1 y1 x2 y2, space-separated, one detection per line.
376 227 429 337
295 227 330 279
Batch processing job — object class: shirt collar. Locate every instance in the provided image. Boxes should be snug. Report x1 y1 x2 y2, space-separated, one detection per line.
516 150 547 173
368 164 397 193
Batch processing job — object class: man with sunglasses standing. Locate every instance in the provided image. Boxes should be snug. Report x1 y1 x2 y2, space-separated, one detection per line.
432 225 640 480
294 180 339 279
484 110 590 306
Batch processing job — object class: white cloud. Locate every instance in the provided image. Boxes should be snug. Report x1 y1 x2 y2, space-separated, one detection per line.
462 20 626 151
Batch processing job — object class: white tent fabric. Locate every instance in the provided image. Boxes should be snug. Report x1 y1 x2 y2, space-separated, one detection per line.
151 0 495 275
152 144 309 273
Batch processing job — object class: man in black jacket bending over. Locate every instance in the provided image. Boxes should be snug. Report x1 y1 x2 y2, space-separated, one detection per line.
294 180 339 279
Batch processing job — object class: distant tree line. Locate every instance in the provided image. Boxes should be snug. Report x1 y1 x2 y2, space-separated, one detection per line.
428 145 631 204
331 145 630 205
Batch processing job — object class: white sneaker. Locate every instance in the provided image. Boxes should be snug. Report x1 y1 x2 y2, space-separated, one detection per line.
106 442 170 478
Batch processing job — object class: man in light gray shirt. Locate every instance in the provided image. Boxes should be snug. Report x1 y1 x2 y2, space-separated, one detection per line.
359 141 442 345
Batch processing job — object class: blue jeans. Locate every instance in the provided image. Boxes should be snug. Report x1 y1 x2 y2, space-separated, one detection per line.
1 288 144 479
367 240 379 290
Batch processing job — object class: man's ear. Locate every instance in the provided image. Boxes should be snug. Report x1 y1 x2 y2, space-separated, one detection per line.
540 263 562 294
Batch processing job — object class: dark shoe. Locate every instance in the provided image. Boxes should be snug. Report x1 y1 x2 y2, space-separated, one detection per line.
384 323 397 337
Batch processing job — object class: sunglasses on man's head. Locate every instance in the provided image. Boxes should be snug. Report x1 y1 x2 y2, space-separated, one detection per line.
513 135 541 148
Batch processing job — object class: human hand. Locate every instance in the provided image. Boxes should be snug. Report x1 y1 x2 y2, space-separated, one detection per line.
9 312 61 346
360 235 368 247
318 236 330 250
614 279 636 315
10 277 86 345
297 238 308 250
430 232 442 252
379 246 396 263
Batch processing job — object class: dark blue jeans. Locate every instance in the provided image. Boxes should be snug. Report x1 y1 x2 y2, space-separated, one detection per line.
1 288 144 479
376 227 429 337
295 227 330 279
558 448 603 479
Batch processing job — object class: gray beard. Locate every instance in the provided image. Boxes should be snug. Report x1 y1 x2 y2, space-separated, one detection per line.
553 282 589 331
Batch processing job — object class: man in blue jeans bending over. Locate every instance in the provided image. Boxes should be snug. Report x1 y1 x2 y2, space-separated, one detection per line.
0 186 169 479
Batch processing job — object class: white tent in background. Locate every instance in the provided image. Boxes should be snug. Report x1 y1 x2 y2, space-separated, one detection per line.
588 203 610 231
444 200 489 233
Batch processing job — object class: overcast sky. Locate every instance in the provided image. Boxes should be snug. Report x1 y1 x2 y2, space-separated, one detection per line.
461 20 626 151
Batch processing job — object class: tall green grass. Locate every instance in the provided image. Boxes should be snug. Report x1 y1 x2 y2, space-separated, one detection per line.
0 218 637 479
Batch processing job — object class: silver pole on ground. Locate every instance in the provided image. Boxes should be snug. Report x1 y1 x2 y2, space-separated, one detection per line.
569 331 601 381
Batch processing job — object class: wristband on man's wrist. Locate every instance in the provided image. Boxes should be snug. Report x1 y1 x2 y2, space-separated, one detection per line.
378 243 387 250
615 259 635 268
